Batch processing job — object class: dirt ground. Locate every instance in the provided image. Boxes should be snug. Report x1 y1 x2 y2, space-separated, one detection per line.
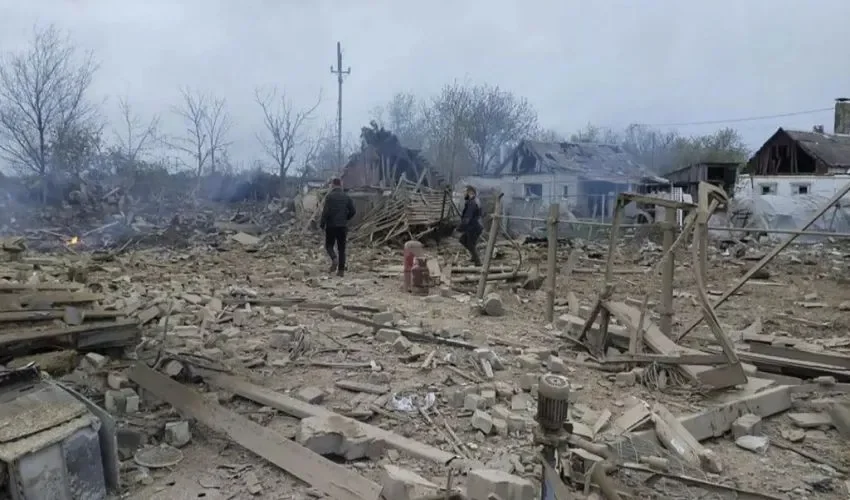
7 231 849 499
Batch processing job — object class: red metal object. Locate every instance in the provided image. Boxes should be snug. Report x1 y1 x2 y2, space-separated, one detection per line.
403 240 424 292
411 257 430 295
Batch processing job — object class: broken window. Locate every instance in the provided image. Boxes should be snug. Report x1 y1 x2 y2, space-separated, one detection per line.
524 183 543 197
759 183 777 195
791 183 811 195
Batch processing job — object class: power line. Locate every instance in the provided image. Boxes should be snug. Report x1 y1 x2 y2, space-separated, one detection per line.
639 107 833 128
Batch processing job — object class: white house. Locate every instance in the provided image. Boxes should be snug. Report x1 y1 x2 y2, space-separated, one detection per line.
458 140 666 233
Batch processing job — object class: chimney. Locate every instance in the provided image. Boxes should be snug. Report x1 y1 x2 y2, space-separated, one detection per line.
834 98 850 135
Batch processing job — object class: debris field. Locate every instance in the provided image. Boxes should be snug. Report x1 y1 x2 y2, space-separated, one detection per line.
1 210 849 500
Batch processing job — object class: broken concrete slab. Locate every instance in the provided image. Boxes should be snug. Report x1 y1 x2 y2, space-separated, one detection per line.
379 465 441 500
466 468 535 500
296 414 385 461
788 412 833 429
731 413 762 438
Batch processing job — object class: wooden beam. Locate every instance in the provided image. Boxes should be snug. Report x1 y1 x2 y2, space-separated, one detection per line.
128 364 381 500
202 372 471 469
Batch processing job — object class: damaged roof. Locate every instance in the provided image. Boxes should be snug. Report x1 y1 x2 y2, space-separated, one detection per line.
783 129 850 168
493 140 663 182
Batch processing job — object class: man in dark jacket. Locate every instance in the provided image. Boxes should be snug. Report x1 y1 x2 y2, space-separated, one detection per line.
458 185 483 266
320 178 356 276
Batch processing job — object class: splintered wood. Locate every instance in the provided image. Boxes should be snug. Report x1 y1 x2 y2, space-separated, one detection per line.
0 246 141 357
573 184 747 390
350 179 459 245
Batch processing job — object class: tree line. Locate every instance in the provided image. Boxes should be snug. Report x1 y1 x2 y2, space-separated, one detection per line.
370 90 750 183
0 24 751 203
0 25 337 201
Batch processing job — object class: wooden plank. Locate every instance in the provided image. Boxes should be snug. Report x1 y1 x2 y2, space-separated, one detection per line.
604 353 730 366
128 364 381 500
0 319 140 347
0 309 123 323
747 342 850 370
724 348 850 381
17 291 102 306
203 372 470 468
0 282 84 292
604 301 747 388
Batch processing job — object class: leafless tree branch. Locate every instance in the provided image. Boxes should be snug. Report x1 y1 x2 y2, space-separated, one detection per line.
114 95 159 163
254 86 322 182
0 24 99 199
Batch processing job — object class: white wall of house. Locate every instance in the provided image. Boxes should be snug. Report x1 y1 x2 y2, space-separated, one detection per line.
458 172 580 210
735 175 850 198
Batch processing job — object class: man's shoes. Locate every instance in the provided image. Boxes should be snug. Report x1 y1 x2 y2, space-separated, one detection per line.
336 270 345 277
328 258 338 273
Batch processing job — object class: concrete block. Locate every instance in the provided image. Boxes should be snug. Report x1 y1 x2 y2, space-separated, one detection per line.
104 390 124 413
376 328 402 342
464 393 485 411
379 465 440 500
517 355 541 371
106 372 129 390
511 393 532 412
492 417 508 435
731 413 762 438
547 356 568 374
466 468 536 500
480 389 497 407
296 415 384 460
164 421 192 448
471 410 494 434
789 412 832 429
518 373 537 391
373 311 395 325
392 337 413 353
81 352 108 372
735 435 769 454
475 348 505 370
614 370 637 387
295 386 326 404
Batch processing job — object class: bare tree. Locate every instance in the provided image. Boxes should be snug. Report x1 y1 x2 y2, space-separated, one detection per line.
170 87 211 177
422 82 476 183
0 24 98 200
113 96 159 163
254 86 321 185
462 84 538 174
204 96 232 174
371 92 427 149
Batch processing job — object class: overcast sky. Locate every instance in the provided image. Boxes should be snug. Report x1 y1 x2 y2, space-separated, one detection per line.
2 0 849 165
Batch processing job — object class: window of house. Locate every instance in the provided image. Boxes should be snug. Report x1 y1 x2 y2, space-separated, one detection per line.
759 183 777 195
562 185 570 198
524 183 543 197
791 183 811 195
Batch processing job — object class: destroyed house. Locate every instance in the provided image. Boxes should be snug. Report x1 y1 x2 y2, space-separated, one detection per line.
741 98 850 198
481 139 664 217
341 143 443 190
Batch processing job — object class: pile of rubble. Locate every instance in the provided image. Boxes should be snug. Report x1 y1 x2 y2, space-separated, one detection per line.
1 217 849 500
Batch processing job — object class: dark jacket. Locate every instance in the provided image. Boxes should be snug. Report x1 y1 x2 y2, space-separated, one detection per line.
321 187 356 229
459 197 482 234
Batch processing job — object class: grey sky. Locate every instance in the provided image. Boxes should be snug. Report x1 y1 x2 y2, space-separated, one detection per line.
2 0 849 165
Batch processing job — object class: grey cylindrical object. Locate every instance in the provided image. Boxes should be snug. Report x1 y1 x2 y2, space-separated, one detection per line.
536 373 570 432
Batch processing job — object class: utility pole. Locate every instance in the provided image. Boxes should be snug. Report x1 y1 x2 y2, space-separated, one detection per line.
330 42 351 169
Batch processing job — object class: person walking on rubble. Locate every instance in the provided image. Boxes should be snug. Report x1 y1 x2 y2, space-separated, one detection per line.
320 177 356 277
458 185 483 266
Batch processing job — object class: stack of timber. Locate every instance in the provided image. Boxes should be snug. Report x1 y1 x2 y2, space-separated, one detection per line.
0 243 141 359
351 179 460 245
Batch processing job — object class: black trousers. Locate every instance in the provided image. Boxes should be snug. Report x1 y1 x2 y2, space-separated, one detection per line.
459 230 482 265
325 227 348 271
